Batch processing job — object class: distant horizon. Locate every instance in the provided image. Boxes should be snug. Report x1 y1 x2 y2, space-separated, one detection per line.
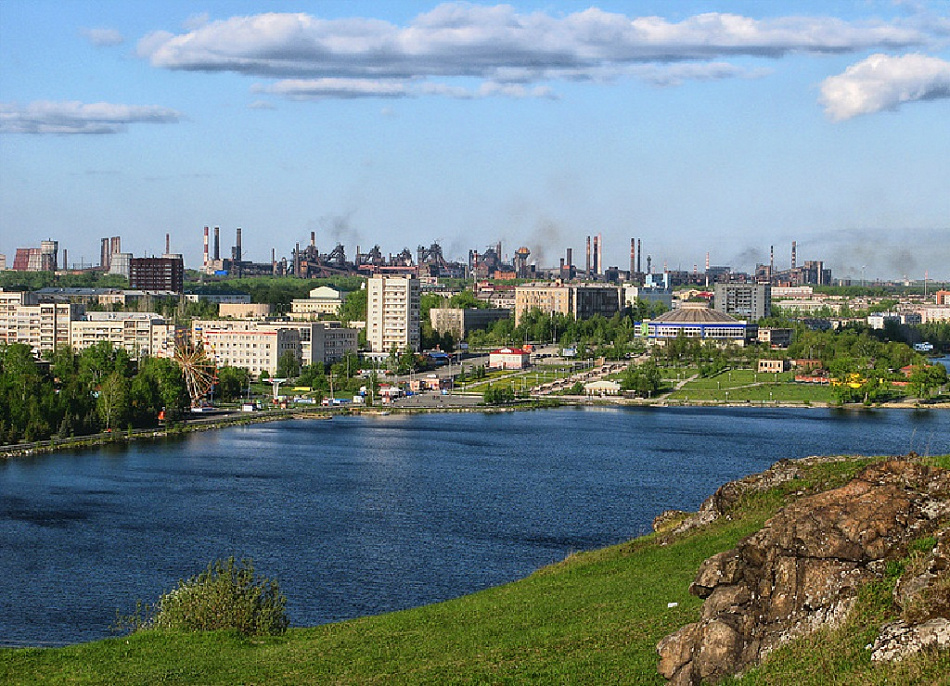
2 1 949 282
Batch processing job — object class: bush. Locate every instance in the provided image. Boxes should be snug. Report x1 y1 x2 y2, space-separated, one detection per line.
119 557 289 636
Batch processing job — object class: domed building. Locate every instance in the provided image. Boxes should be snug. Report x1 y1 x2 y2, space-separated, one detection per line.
635 302 756 346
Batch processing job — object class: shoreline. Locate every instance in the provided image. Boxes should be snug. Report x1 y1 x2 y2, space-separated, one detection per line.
2 396 947 460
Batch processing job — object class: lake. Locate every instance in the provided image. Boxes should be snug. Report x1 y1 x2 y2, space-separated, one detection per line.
2 406 949 647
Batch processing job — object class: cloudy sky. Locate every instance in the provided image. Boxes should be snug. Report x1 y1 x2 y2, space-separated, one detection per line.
1 1 948 282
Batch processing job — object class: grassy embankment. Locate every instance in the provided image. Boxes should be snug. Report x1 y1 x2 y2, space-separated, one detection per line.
4 456 950 685
668 368 836 404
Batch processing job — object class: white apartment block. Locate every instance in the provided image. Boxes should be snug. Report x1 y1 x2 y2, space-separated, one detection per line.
0 290 79 354
69 312 177 359
193 320 300 378
366 275 420 353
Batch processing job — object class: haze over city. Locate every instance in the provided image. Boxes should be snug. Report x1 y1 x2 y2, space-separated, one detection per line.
2 0 949 281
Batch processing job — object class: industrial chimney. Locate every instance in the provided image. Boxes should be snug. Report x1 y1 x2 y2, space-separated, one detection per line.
637 239 641 274
791 241 797 270
566 247 573 268
235 227 242 263
630 238 636 276
203 226 209 269
213 227 220 261
166 233 170 255
586 236 591 276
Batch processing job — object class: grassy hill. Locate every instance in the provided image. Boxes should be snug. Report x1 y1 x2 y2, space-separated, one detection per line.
3 455 949 685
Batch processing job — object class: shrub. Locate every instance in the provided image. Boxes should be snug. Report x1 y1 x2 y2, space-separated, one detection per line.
119 557 289 636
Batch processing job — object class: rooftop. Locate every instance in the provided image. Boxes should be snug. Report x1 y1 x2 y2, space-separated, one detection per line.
653 303 741 324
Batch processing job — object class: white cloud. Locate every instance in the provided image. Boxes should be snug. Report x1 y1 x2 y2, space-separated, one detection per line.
80 27 124 47
248 100 276 110
136 5 932 98
0 101 181 134
257 79 412 100
820 53 950 120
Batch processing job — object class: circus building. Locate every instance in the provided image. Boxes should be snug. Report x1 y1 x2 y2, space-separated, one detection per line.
636 302 756 346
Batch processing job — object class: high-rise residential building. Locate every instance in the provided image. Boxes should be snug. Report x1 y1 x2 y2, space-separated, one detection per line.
366 275 421 353
713 283 771 321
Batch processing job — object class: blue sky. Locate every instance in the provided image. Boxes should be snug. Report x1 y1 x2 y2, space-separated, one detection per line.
1 1 948 282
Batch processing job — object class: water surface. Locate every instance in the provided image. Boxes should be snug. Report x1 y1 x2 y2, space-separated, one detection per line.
1 406 948 646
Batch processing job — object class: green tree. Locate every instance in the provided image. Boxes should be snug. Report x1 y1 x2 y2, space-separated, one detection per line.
97 371 129 431
276 350 301 379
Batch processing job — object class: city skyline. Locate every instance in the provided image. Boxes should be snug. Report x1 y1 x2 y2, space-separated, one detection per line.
2 1 949 281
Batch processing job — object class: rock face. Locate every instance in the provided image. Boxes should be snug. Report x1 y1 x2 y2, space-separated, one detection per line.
657 460 950 685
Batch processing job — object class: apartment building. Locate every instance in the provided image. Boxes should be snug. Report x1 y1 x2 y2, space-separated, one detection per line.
260 321 357 366
713 283 771 321
69 312 177 358
429 307 511 340
0 290 79 354
514 283 620 326
366 275 420 353
192 320 300 378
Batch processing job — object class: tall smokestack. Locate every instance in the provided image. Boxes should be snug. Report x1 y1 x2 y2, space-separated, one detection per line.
111 236 120 255
791 241 797 270
630 238 636 275
203 226 209 268
310 231 316 248
647 255 652 274
705 252 710 288
599 234 604 274
166 233 170 255
213 227 220 261
586 236 591 275
770 245 774 276
637 239 641 274
592 235 599 275
566 247 572 268
236 227 242 262
62 249 67 271
101 238 109 270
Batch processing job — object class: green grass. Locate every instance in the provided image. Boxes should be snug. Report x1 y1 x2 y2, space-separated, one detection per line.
3 455 947 685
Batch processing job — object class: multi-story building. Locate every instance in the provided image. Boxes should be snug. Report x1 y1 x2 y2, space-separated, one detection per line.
69 312 177 358
192 320 300 378
290 286 347 320
366 275 420 353
261 321 357 366
429 307 511 341
129 257 184 293
514 283 620 325
714 283 771 321
0 299 79 354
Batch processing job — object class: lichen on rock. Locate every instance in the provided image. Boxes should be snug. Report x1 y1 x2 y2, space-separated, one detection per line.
657 460 950 685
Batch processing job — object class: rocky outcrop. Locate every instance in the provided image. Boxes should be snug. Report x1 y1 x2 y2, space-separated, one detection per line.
657 460 950 685
654 455 860 538
872 527 950 662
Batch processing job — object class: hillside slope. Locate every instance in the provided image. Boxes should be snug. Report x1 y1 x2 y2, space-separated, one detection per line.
2 455 948 685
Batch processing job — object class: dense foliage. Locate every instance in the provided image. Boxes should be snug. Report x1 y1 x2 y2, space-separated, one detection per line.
119 557 288 637
0 342 188 445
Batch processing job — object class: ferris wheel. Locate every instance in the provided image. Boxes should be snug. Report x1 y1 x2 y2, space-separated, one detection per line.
174 339 217 408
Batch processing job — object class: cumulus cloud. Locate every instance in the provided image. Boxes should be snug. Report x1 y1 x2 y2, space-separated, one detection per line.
0 101 181 134
80 27 124 47
820 53 950 120
135 5 934 99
